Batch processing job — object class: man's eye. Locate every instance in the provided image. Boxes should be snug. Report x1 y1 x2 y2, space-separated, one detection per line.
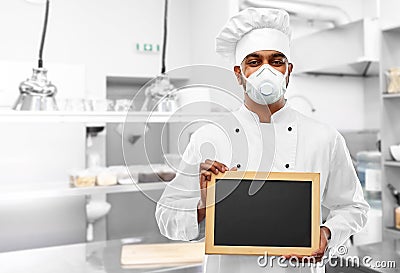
270 59 286 66
247 60 260 66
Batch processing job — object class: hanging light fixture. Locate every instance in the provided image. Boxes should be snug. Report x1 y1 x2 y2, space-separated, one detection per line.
141 0 177 112
13 0 58 111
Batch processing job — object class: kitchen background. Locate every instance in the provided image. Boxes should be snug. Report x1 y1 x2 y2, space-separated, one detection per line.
0 0 397 258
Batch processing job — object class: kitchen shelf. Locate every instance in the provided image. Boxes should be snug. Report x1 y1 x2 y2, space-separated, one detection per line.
107 75 189 85
0 182 167 199
380 3 400 239
382 93 400 99
384 161 400 167
382 25 400 33
385 227 400 236
0 110 229 123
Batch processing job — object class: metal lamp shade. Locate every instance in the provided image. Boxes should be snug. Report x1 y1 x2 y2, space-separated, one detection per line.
13 68 58 111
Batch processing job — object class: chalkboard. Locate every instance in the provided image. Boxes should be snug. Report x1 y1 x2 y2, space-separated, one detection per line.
205 171 320 256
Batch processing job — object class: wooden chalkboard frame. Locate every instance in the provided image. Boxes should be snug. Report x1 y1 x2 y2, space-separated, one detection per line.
205 171 320 256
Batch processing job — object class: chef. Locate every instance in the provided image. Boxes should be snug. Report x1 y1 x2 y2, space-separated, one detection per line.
155 7 369 273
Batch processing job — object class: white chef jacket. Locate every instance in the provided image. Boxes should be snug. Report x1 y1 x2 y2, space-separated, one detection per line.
155 102 369 273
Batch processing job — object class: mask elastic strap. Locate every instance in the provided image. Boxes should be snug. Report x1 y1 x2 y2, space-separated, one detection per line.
280 61 289 90
240 68 250 94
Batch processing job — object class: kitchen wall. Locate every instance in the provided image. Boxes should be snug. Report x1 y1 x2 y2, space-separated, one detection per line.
286 75 365 131
364 76 381 131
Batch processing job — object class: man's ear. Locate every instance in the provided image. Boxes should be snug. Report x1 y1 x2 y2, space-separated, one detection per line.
234 66 243 85
288 63 293 76
286 63 294 87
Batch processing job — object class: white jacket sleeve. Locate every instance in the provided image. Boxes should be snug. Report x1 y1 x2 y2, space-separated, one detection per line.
321 133 369 249
155 136 203 241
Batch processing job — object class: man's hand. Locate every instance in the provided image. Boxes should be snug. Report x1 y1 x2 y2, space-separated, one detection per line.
197 159 237 223
282 226 331 263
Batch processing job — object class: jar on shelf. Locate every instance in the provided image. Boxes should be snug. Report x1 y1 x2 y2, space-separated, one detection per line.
386 68 400 93
69 169 96 187
396 206 400 230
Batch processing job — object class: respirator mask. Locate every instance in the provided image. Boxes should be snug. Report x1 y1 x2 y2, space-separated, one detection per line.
242 62 289 105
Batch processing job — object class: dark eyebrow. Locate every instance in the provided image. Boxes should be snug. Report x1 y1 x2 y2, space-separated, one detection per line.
270 52 286 58
244 52 287 60
244 53 262 59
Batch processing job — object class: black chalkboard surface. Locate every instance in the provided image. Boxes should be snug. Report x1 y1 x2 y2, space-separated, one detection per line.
205 171 320 256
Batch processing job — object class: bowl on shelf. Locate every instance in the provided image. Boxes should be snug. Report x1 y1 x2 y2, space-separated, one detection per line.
390 144 400 161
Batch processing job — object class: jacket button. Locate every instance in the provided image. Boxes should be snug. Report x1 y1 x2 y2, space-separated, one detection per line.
235 128 240 133
237 163 241 168
288 127 292 132
285 164 289 168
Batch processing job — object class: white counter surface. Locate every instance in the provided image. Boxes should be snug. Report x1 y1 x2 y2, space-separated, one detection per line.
0 238 202 273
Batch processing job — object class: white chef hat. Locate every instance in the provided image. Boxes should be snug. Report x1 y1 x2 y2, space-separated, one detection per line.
216 8 292 65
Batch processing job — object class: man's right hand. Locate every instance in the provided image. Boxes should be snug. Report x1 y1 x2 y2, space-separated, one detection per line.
197 159 237 223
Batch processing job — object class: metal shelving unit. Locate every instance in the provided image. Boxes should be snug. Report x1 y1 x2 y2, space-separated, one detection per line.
380 1 400 238
382 93 400 99
385 226 400 237
384 161 400 167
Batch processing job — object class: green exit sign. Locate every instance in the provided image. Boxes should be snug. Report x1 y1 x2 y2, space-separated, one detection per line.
136 43 160 53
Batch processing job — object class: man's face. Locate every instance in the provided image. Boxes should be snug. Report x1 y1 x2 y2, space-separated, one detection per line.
234 50 293 87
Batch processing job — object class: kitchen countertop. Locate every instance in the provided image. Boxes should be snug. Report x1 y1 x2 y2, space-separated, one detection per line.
0 238 203 273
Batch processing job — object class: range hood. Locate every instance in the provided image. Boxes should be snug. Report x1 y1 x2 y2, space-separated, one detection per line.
291 18 380 77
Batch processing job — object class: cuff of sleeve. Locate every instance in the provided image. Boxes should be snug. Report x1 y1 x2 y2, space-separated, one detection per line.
320 225 331 240
176 197 202 241
320 224 337 261
321 222 339 252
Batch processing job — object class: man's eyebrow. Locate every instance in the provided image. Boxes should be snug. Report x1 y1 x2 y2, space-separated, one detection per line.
271 52 286 58
244 52 286 60
244 53 261 59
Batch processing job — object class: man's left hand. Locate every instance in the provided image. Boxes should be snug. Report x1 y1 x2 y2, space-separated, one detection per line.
282 226 331 263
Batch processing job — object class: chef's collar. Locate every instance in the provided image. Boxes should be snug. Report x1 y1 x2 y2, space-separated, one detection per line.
240 101 292 124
